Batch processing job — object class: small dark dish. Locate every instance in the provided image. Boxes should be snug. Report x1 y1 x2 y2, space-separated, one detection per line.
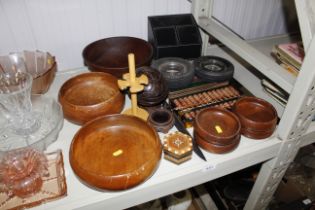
82 37 153 78
69 114 162 190
136 66 169 107
148 107 174 133
233 96 278 139
194 107 241 146
58 72 125 125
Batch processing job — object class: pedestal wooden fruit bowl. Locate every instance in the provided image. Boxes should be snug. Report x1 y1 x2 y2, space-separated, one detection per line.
69 114 162 190
58 72 125 125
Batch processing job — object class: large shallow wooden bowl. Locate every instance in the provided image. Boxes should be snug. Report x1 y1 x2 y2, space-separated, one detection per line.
233 96 277 139
69 114 162 190
194 107 241 146
82 37 153 78
58 72 125 125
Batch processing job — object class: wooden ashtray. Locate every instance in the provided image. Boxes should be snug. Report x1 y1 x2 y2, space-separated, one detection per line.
163 131 193 164
59 72 125 125
69 114 162 190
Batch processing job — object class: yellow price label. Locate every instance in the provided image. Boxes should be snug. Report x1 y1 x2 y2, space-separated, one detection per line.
215 125 223 134
113 149 123 157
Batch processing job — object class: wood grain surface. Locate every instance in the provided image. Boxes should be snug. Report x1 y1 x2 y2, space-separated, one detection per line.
69 114 162 190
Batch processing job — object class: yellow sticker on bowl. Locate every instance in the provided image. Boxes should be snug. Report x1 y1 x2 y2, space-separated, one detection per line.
215 125 223 134
113 149 123 157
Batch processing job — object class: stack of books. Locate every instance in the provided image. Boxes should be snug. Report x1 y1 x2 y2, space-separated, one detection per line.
272 42 305 76
263 42 304 106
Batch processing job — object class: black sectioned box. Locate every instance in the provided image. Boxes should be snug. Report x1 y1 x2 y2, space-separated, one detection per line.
148 14 202 59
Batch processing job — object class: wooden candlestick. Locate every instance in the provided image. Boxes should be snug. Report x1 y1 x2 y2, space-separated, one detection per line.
118 53 149 121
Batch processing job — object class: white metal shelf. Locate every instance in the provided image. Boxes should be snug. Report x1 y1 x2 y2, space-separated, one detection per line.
192 0 315 209
205 44 285 117
30 68 281 210
198 17 296 94
299 121 315 147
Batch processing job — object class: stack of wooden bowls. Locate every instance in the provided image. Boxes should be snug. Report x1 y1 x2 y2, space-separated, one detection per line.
233 96 278 139
194 107 241 154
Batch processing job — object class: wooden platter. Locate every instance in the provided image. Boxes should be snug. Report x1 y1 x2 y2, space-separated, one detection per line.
69 114 162 190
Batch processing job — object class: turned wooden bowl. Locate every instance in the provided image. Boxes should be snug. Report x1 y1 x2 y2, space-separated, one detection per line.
233 96 277 139
82 37 153 78
194 132 240 154
136 66 169 107
69 114 162 190
148 107 174 133
194 107 241 146
58 72 125 125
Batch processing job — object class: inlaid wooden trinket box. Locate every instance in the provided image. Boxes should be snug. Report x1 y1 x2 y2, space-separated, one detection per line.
163 131 193 164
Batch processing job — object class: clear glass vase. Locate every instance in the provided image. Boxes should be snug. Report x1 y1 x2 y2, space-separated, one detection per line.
0 72 40 135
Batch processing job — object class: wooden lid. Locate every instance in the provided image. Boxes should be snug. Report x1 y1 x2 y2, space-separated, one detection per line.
70 114 162 190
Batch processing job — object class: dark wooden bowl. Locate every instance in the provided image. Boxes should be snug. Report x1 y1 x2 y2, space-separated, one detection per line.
136 66 169 107
148 107 174 133
58 72 125 125
194 107 241 146
233 96 277 139
195 132 240 154
69 114 162 190
82 37 153 78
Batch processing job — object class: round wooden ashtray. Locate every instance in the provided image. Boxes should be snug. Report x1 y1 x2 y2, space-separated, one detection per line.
70 114 162 190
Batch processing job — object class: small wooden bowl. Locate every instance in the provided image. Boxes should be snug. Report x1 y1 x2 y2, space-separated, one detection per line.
195 132 240 154
58 72 125 125
233 96 277 139
148 107 174 133
194 107 241 146
69 114 162 190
